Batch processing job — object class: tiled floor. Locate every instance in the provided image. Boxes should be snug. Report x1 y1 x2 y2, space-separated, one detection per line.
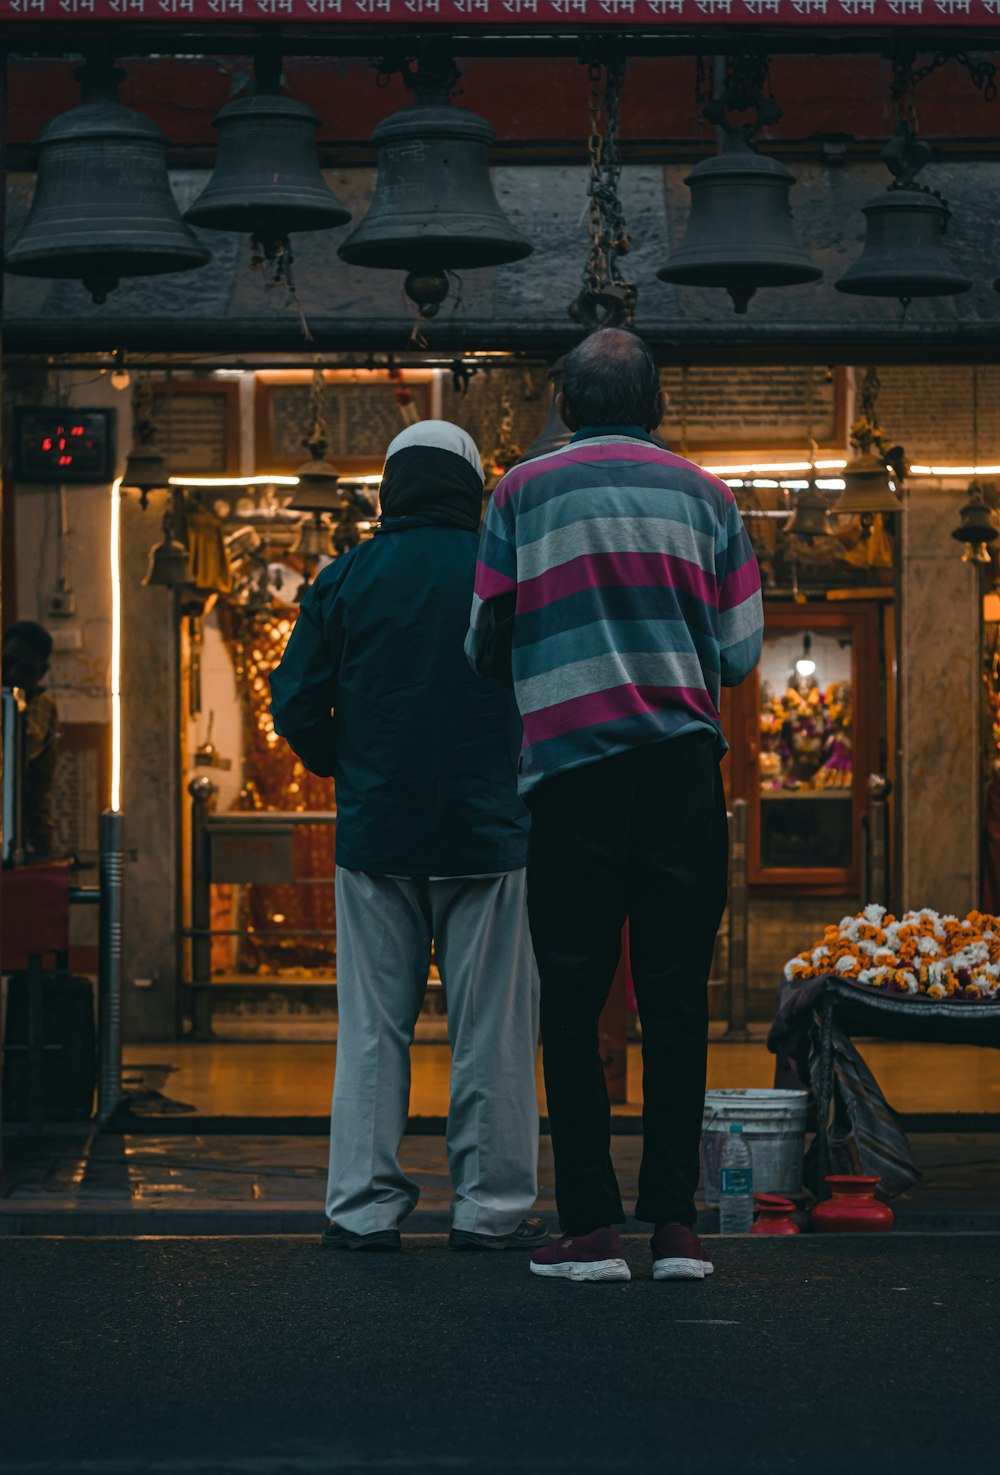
120 1038 1000 1118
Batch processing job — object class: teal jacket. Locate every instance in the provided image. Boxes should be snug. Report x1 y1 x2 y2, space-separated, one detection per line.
269 516 529 877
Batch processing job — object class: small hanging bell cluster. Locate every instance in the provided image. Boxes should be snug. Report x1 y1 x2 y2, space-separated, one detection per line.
338 40 533 322
4 49 210 304
659 56 820 315
184 41 351 289
953 483 999 566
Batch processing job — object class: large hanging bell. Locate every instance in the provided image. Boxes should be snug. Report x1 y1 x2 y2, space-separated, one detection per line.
836 185 971 304
658 129 821 314
338 46 533 315
5 53 210 305
835 451 904 516
184 47 350 250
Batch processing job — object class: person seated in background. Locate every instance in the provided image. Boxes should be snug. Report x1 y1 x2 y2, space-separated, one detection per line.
2 620 59 859
270 420 544 1256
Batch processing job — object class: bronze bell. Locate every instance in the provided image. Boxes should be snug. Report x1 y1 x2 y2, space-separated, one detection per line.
953 486 998 565
184 45 350 252
837 123 970 304
143 533 192 589
836 451 904 516
836 186 971 304
784 484 836 540
658 128 821 314
5 53 210 305
518 360 572 464
338 45 533 315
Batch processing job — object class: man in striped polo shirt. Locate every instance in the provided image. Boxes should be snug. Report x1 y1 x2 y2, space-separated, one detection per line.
467 329 763 1284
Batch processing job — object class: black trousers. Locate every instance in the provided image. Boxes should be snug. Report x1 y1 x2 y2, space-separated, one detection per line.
526 733 729 1234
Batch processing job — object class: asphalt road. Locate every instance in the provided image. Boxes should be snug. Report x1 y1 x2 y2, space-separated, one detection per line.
3 1234 998 1475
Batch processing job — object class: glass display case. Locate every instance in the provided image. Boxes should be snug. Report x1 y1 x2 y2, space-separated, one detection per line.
728 602 881 892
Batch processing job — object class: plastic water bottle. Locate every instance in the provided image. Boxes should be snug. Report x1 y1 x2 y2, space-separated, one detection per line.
719 1123 754 1234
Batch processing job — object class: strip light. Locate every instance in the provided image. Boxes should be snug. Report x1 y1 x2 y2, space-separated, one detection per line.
110 476 123 813
703 458 848 476
909 464 1000 477
168 474 300 488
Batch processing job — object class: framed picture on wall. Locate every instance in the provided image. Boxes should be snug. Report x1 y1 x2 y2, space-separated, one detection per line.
255 370 436 478
151 380 241 476
658 366 848 454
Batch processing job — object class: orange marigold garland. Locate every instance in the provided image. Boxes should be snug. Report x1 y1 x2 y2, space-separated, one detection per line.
784 905 1000 1001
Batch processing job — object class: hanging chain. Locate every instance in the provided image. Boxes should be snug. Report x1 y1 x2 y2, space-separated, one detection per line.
851 366 884 456
569 51 636 331
302 363 328 461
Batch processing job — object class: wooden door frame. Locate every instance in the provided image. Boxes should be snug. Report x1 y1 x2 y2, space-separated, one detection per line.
735 601 881 895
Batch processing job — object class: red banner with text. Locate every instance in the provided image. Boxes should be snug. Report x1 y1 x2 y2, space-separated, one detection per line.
1 0 997 25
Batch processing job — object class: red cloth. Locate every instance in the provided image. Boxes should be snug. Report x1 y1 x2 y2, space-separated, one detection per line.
1 862 72 967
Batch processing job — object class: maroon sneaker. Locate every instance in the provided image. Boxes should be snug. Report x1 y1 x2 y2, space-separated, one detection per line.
651 1223 714 1281
530 1227 631 1283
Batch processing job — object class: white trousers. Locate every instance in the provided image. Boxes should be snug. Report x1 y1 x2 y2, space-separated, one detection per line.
327 866 540 1234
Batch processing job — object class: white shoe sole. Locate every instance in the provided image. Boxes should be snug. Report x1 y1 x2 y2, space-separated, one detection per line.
652 1256 714 1281
530 1257 631 1283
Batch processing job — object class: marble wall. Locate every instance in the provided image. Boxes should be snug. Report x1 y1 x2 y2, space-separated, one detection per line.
899 478 983 915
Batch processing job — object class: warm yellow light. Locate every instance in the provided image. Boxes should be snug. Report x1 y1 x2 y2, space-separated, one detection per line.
110 476 123 813
703 458 847 476
168 474 301 487
909 464 1000 478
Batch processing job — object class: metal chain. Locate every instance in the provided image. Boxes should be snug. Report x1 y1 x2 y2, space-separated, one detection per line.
891 46 998 130
569 53 636 330
303 363 328 459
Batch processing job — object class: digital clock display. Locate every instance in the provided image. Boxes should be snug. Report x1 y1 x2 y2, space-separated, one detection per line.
16 408 114 483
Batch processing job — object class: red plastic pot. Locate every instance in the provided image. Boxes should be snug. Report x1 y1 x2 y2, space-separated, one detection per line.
810 1176 895 1233
751 1194 801 1235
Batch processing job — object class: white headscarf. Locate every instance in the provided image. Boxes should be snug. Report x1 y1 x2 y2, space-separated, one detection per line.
384 420 484 481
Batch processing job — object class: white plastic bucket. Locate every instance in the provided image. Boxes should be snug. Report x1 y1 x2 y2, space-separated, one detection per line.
701 1088 809 1205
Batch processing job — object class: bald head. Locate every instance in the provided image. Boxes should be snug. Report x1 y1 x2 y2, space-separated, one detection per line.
557 329 665 433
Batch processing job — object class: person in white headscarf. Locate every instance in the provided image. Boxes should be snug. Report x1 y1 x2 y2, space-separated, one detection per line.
271 420 543 1255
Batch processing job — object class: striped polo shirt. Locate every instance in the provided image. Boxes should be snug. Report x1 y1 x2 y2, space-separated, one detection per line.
465 428 764 794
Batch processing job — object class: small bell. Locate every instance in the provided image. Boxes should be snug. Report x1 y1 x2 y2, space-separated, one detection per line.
122 444 169 508
289 457 343 515
784 484 836 540
518 360 571 464
143 534 191 589
835 452 904 517
338 43 533 316
836 124 970 305
658 122 820 314
184 44 350 256
5 52 210 304
953 485 998 565
122 376 169 508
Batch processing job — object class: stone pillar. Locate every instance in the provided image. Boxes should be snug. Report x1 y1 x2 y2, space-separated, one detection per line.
899 478 982 914
120 487 180 1038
